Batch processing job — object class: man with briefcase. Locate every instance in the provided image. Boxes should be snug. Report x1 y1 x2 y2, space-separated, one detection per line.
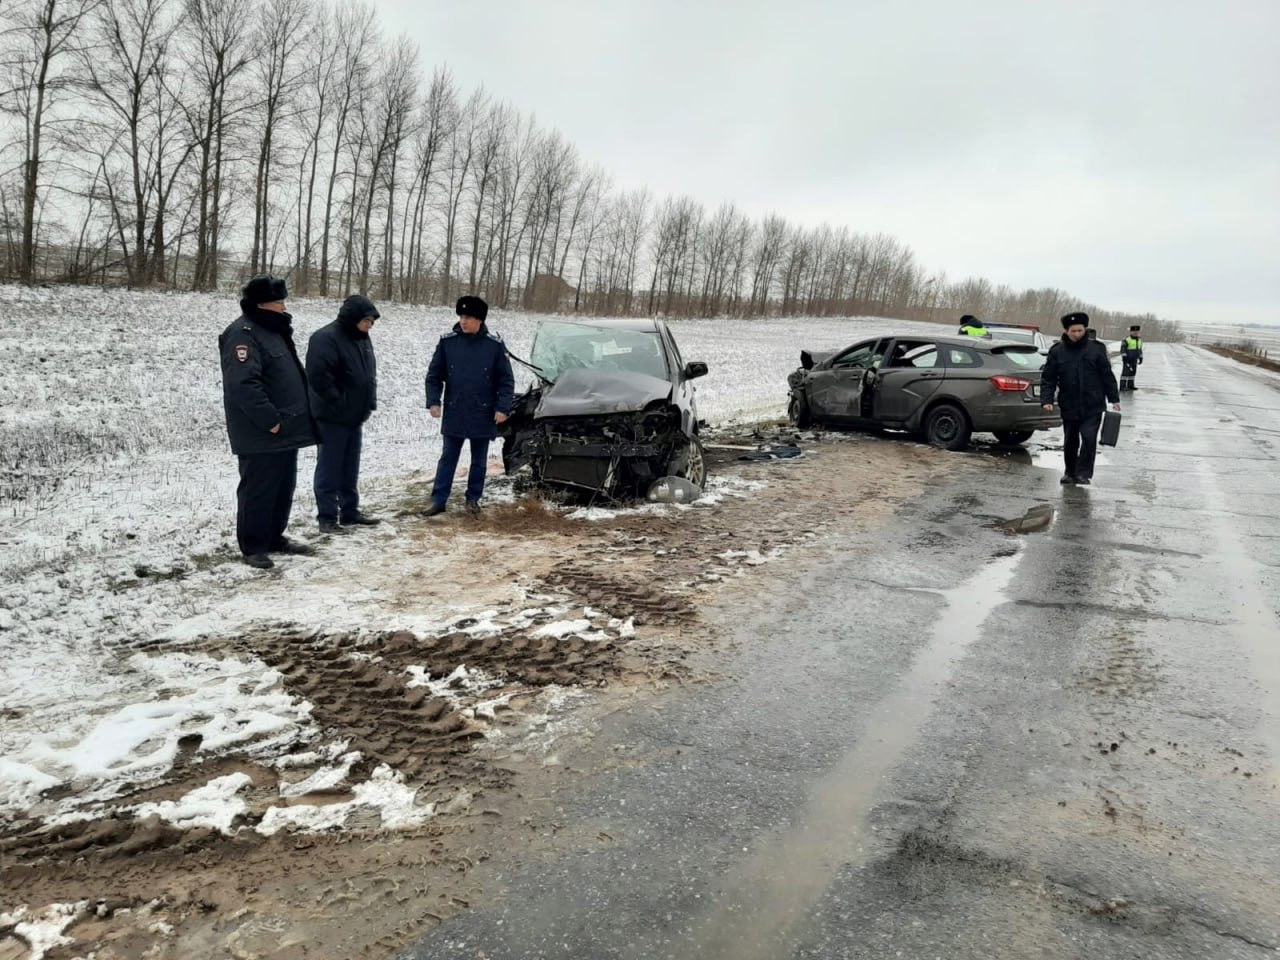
1040 311 1121 486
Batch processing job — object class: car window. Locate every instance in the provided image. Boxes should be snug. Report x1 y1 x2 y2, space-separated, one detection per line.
944 346 983 368
832 340 879 368
993 346 1046 370
531 321 669 381
886 341 938 369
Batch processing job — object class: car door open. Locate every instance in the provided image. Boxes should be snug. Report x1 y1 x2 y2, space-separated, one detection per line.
808 339 883 422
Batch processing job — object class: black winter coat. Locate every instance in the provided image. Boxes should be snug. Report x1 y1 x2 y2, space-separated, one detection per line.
1041 335 1119 418
306 301 378 426
425 322 515 439
219 308 319 455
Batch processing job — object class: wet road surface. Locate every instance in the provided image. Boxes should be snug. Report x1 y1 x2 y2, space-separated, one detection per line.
401 344 1280 959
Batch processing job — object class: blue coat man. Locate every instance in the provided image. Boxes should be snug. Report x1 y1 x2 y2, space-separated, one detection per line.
423 295 515 515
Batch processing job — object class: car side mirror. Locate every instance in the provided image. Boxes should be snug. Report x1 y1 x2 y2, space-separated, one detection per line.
684 361 709 380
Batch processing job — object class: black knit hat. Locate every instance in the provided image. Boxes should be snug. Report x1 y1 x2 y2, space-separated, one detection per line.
241 274 288 306
1061 311 1090 330
456 295 488 322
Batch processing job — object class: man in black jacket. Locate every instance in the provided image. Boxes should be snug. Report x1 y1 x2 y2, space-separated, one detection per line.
307 295 380 533
219 275 319 569
1041 311 1121 486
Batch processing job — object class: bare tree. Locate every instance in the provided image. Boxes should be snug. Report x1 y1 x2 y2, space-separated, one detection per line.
350 32 414 294
746 213 787 315
567 166 607 311
79 0 200 286
1 0 98 281
464 98 506 294
401 64 455 302
492 113 537 307
317 0 374 295
180 0 254 289
293 0 337 294
247 0 308 275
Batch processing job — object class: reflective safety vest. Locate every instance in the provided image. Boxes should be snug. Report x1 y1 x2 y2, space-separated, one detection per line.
960 325 989 337
1124 336 1143 351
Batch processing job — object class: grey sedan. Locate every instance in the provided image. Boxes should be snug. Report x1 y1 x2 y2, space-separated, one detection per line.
786 334 1061 450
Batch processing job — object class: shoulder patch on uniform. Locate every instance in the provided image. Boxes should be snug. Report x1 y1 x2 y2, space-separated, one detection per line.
441 331 458 339
486 332 504 342
235 343 250 363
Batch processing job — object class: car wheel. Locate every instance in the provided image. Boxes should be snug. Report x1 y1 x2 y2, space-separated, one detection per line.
924 403 971 451
993 430 1034 446
676 437 707 487
788 391 812 428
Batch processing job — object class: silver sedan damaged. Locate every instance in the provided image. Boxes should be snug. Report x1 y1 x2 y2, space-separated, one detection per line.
499 318 709 501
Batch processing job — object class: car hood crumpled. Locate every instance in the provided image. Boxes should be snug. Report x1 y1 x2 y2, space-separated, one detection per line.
534 368 673 418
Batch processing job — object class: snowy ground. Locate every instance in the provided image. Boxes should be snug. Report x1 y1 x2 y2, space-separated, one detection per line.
1 285 953 936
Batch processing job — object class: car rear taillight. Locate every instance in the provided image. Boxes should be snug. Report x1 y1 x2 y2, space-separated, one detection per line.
990 375 1032 391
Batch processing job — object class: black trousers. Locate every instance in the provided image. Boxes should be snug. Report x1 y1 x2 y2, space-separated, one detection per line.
314 421 363 523
237 450 298 555
1120 357 1138 390
1062 413 1102 480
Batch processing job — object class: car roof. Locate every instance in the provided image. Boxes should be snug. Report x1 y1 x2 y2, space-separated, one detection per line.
886 333 1038 351
537 316 663 333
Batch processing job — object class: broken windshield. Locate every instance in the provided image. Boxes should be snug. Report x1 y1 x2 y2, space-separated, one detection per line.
530 322 669 383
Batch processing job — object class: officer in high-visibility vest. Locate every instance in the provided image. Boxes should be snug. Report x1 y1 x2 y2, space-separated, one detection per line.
957 315 990 338
1120 324 1144 391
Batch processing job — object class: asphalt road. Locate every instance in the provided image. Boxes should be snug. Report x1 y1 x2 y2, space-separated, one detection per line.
401 344 1280 960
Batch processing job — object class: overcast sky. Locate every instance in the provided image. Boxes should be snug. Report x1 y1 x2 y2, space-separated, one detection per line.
371 0 1279 326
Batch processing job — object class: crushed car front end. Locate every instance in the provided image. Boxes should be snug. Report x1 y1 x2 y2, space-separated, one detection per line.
500 322 706 499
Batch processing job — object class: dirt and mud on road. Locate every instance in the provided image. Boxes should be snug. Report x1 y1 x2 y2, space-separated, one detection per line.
1 426 967 960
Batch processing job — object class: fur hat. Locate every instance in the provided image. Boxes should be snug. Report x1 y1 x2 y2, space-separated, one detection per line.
959 314 980 325
1061 311 1090 330
1129 324 1141 332
455 295 488 322
241 274 288 307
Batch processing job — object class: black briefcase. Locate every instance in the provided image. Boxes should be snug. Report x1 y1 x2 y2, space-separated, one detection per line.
1100 409 1121 446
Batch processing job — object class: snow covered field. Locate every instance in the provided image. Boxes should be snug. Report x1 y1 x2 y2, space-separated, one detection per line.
0 283 945 876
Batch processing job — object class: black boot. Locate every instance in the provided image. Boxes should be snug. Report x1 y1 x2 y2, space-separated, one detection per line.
422 502 446 517
244 553 274 569
272 537 317 556
341 512 381 526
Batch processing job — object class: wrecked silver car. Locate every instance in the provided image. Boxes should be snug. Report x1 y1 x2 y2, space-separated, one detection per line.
500 318 709 499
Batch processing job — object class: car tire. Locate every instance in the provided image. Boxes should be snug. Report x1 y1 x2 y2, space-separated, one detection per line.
924 403 971 451
676 437 707 488
788 391 812 428
993 430 1034 446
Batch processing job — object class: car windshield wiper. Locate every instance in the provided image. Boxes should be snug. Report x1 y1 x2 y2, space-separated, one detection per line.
508 349 555 386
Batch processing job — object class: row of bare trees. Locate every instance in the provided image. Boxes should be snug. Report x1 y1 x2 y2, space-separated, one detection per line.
0 0 1176 338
